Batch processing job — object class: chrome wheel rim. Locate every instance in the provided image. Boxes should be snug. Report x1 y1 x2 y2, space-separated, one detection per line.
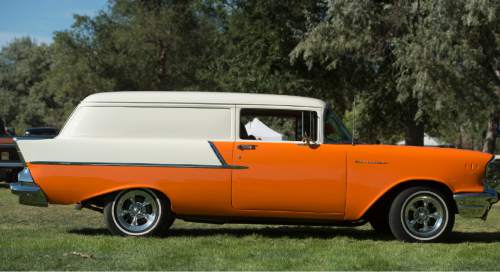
114 190 159 233
402 192 446 239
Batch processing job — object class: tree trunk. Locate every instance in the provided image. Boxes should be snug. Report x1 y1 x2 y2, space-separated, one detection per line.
457 125 463 149
405 119 425 146
404 99 425 146
155 44 167 90
482 111 498 154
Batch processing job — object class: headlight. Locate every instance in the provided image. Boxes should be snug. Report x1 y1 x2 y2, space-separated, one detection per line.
485 158 500 191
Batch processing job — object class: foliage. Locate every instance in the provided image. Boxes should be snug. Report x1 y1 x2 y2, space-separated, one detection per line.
0 0 498 148
205 0 336 101
0 38 51 132
25 0 215 127
292 0 500 146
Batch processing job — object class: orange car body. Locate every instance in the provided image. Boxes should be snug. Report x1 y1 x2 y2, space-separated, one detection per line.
26 142 491 222
11 92 498 224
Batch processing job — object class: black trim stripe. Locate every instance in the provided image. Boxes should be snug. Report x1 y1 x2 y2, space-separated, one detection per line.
208 141 228 166
29 161 247 169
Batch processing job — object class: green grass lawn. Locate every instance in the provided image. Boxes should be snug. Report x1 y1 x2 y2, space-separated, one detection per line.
1 185 500 270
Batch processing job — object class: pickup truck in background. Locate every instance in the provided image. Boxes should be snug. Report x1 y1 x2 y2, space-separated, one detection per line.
0 126 59 182
24 127 59 138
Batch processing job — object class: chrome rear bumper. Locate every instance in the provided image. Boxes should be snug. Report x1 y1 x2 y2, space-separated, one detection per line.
9 168 48 207
10 182 48 207
454 187 498 219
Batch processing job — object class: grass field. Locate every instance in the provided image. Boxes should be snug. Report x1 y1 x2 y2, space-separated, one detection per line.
1 185 500 270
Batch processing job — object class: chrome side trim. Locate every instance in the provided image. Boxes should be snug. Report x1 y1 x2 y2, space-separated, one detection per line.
454 188 498 220
29 161 248 170
208 141 249 170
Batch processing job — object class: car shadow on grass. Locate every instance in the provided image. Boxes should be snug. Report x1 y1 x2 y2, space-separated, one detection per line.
68 227 500 243
445 231 500 243
69 226 385 241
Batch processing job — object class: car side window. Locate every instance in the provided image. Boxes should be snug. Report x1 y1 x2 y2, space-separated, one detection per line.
239 109 317 142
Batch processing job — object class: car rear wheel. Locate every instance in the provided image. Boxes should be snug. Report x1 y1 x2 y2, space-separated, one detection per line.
104 189 174 236
388 186 454 242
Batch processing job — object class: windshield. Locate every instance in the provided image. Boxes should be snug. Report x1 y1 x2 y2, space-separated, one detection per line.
324 106 352 144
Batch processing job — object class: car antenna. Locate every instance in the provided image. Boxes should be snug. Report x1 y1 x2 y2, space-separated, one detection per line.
352 98 356 146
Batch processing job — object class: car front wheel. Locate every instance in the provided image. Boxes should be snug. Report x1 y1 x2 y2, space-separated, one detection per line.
388 186 454 242
104 189 174 236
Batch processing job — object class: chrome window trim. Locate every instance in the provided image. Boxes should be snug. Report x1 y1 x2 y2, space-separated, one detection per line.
235 106 323 144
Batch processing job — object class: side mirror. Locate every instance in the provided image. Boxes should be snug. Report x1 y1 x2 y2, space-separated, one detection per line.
300 133 319 149
302 134 312 146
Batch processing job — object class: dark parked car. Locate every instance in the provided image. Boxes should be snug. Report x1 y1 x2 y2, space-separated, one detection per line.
24 127 59 138
0 122 22 183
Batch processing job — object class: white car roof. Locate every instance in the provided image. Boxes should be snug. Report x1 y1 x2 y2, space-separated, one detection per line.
83 91 326 108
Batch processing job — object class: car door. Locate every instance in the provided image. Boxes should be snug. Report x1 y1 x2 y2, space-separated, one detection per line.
231 107 347 214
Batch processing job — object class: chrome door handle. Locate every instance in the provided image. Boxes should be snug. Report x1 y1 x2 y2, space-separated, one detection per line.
237 144 257 150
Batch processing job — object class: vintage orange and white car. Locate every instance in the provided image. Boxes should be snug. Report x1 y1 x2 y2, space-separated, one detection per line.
10 92 500 242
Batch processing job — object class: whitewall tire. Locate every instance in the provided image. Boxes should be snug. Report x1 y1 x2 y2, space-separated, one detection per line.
388 186 454 242
104 189 174 236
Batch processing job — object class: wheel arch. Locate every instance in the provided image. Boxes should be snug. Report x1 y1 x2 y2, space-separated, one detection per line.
79 186 173 212
363 179 457 220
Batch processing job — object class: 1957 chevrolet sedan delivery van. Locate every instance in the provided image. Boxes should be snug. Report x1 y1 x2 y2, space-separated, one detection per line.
10 92 500 242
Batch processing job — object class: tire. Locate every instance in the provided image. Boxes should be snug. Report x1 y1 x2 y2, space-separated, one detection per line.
104 189 175 236
388 186 454 242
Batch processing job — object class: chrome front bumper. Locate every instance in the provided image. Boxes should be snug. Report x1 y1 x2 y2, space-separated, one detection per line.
454 187 498 219
10 168 48 207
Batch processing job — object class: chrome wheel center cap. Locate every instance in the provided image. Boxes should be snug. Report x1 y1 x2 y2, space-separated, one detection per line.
130 204 142 215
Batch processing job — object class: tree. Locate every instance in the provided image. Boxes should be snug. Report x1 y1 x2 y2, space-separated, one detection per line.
31 0 217 127
292 0 500 146
205 0 348 108
0 38 51 132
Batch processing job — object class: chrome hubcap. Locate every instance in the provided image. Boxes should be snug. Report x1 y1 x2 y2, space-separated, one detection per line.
403 194 445 238
115 190 159 233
